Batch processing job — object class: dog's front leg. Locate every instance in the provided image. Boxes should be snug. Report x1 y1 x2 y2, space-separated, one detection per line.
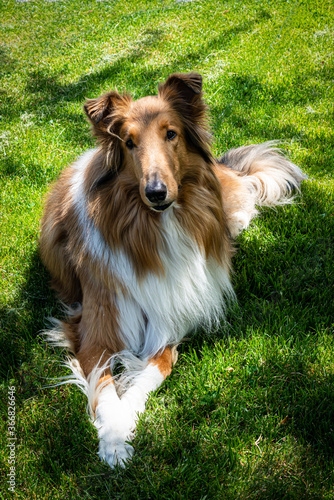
94 346 177 468
94 376 137 468
120 346 178 423
73 344 134 467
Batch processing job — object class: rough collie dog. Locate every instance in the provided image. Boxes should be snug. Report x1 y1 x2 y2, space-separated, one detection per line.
40 72 306 468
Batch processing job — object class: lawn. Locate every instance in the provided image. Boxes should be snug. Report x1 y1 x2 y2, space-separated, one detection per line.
0 0 333 498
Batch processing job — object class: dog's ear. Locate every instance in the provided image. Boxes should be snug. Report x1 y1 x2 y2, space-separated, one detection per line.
84 91 129 132
158 73 212 164
158 72 203 101
84 91 131 170
84 92 114 126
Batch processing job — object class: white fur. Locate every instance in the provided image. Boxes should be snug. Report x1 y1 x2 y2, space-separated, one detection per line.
120 363 165 415
228 210 254 237
95 362 165 467
116 213 234 360
69 149 113 266
95 383 135 467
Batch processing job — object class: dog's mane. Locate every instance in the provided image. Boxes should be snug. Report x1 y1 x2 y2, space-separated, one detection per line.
87 165 165 277
84 148 231 279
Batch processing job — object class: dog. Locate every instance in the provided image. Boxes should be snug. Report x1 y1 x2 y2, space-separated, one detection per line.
40 72 306 468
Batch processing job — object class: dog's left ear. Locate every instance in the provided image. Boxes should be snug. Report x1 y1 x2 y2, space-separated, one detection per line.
158 72 203 101
158 73 212 164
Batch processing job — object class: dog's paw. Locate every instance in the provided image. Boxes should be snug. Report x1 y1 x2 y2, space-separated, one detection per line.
228 210 252 238
94 385 137 468
98 436 134 468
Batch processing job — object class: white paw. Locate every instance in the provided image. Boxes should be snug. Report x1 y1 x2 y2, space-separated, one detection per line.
94 385 137 468
229 211 251 237
98 435 134 468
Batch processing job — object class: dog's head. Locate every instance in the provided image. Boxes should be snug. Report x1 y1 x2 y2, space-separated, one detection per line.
84 73 212 212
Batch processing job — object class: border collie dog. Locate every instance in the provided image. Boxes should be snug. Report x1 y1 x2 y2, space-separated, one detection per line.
40 72 306 467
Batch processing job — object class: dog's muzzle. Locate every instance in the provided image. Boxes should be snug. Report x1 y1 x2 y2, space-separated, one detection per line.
145 180 167 203
145 181 174 211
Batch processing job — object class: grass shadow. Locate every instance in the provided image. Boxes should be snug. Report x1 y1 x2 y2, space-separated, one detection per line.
211 73 334 177
0 250 56 380
0 45 16 76
3 16 262 131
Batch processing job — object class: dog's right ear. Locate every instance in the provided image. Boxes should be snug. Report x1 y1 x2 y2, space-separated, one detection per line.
84 91 130 134
84 91 131 170
158 72 203 102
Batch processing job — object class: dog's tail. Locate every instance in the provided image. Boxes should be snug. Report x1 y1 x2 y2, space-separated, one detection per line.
220 141 307 207
218 141 307 237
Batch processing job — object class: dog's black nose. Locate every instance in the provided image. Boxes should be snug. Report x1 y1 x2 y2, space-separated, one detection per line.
145 181 167 204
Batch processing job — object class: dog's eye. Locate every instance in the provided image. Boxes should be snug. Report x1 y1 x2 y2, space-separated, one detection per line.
125 139 135 150
167 130 177 141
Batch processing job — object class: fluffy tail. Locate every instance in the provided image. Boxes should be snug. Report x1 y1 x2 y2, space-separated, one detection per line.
218 142 307 238
220 141 307 207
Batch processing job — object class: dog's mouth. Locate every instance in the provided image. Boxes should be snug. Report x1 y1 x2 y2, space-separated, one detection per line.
150 202 173 212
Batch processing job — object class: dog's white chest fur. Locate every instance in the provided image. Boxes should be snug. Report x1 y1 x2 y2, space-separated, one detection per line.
112 211 234 358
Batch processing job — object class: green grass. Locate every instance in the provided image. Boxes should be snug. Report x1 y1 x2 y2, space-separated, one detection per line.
0 0 333 498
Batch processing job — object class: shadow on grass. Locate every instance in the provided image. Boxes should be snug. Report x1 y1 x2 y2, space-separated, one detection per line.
233 181 334 325
23 18 261 104
1 15 263 135
0 250 103 481
210 72 334 176
158 181 334 496
0 45 16 76
0 251 56 380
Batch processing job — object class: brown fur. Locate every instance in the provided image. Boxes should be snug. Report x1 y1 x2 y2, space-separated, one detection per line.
40 168 83 303
150 346 178 379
